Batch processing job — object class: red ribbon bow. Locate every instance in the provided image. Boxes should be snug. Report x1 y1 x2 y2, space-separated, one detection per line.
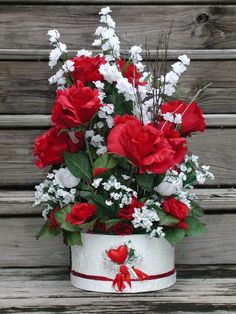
112 265 149 292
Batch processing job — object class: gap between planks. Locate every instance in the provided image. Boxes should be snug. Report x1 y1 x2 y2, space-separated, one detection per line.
0 188 235 215
0 49 236 61
0 114 235 128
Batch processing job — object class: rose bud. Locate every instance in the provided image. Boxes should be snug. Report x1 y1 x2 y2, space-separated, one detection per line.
54 167 80 189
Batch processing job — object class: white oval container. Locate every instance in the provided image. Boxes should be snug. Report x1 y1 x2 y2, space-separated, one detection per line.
70 233 176 293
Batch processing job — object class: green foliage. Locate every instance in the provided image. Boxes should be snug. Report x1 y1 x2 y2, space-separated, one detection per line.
35 221 61 239
63 231 82 246
105 218 122 230
94 153 117 172
185 217 207 238
156 209 179 226
105 89 133 115
154 174 166 186
64 151 92 181
136 173 154 192
189 201 204 217
184 161 197 185
164 228 186 246
89 194 114 218
116 157 131 172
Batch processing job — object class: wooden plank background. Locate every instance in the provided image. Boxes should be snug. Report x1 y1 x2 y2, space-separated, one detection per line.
0 2 235 268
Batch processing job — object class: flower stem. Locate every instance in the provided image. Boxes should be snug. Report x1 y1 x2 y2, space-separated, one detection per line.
84 135 94 169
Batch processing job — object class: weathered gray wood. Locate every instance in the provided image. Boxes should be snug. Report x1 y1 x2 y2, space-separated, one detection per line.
1 49 236 60
1 0 236 4
0 115 51 128
0 189 235 216
0 267 235 313
0 217 69 267
1 60 236 115
0 129 234 186
1 265 235 280
0 114 235 128
0 5 236 50
0 215 235 266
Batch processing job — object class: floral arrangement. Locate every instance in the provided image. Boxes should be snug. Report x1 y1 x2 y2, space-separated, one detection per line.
34 7 214 247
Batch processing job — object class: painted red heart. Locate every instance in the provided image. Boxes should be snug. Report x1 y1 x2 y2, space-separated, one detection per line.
107 245 129 265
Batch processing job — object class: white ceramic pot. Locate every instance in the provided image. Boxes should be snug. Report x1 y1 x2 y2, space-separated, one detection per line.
70 233 176 293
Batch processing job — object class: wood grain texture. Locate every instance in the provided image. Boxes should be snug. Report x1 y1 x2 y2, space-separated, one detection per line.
0 129 234 186
1 265 235 280
0 267 235 313
1 60 236 114
0 188 235 216
0 5 236 50
1 114 236 128
0 217 69 267
1 49 236 60
0 215 235 266
1 0 236 4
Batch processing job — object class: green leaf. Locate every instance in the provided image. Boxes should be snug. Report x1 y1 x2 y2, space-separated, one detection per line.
35 221 61 239
63 231 82 246
116 157 131 171
164 228 186 246
79 218 97 231
156 209 179 226
185 216 207 238
94 153 117 173
154 174 166 186
64 151 92 181
105 218 122 229
79 182 92 191
189 201 204 217
136 173 154 192
89 194 114 218
105 91 133 115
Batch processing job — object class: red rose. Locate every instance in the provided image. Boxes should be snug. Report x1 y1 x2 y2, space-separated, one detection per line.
49 207 60 229
108 115 180 174
94 221 107 233
117 59 144 86
51 81 102 129
163 197 189 229
34 127 84 169
118 197 144 220
177 220 188 230
66 203 96 225
162 127 188 165
161 100 206 136
70 55 106 83
111 222 134 235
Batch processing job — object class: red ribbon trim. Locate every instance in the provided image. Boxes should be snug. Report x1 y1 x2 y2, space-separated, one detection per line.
70 267 176 282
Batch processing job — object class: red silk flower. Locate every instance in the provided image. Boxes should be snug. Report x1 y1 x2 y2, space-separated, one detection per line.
34 127 84 169
111 222 134 235
161 100 206 136
107 115 187 174
163 197 189 229
49 207 60 229
117 59 144 86
66 203 96 225
118 197 144 220
51 81 102 129
70 55 106 83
